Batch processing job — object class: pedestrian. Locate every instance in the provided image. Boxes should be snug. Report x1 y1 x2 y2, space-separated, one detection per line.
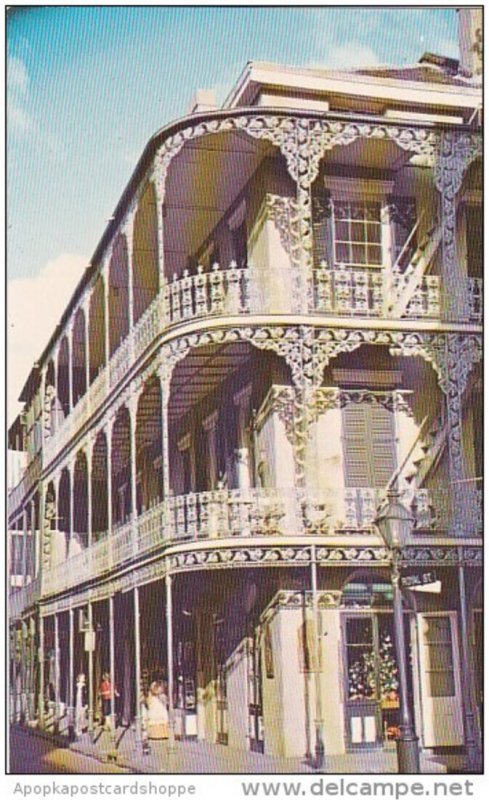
75 673 87 739
146 680 169 739
99 672 119 729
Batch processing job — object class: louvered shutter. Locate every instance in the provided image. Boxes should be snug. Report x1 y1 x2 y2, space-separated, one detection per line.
342 403 371 487
342 401 397 488
312 191 334 267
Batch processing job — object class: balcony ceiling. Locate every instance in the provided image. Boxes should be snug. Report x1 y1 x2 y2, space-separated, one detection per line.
164 131 273 271
168 341 251 424
163 131 411 275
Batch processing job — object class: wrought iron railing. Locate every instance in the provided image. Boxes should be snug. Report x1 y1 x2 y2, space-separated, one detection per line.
35 484 470 602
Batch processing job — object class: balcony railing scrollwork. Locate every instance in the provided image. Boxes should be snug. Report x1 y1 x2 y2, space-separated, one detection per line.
34 484 476 603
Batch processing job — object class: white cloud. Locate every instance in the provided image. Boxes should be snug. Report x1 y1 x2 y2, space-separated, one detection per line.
8 55 32 135
8 253 87 424
314 43 381 70
8 55 28 96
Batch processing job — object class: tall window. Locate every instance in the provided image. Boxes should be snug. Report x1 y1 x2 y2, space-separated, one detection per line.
334 201 382 267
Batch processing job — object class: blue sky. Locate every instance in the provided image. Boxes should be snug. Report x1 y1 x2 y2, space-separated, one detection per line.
7 5 459 420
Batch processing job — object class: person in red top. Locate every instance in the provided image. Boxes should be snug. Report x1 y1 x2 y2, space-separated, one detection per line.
99 672 119 728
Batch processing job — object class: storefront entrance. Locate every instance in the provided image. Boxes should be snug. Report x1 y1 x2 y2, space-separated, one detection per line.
341 576 407 751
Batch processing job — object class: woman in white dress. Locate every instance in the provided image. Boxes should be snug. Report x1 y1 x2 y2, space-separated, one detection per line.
145 681 169 740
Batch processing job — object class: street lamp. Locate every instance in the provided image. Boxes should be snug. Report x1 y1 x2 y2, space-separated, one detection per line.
375 490 420 774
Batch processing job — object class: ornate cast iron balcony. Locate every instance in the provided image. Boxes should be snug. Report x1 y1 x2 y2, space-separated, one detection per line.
37 484 476 600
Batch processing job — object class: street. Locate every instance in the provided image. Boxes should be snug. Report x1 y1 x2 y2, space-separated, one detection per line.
9 726 129 774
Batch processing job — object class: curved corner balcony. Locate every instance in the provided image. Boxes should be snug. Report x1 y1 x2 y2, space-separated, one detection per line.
39 262 482 471
39 484 476 599
164 262 482 324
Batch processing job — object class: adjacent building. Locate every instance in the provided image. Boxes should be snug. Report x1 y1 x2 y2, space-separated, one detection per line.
8 9 482 770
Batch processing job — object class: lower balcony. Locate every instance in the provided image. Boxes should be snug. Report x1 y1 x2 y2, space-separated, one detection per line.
38 484 478 599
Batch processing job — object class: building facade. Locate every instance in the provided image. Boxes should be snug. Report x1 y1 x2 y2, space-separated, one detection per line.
8 17 482 770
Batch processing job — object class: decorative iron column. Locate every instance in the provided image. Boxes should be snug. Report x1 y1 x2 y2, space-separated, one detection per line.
457 547 482 772
87 601 94 734
38 615 45 728
54 612 60 733
310 544 325 769
166 571 175 750
109 594 116 732
133 585 142 746
434 131 482 323
68 607 75 740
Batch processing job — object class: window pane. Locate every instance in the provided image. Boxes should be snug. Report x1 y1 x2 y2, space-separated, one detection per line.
352 244 366 264
366 222 381 244
336 243 349 263
346 617 373 645
425 644 453 671
336 221 350 240
366 203 381 221
367 245 382 264
350 222 365 243
424 617 452 644
427 670 455 697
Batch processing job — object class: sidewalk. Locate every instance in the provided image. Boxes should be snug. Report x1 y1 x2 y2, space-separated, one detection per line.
20 723 465 775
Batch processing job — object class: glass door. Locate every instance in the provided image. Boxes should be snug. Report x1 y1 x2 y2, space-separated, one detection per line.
343 613 400 749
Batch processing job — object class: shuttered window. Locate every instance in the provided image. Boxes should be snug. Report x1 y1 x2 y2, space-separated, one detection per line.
342 401 397 488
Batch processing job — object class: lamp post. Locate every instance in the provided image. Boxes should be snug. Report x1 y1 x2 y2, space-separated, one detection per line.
375 490 420 774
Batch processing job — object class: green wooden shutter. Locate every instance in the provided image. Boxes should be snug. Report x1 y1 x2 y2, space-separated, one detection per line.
342 403 371 487
342 401 397 488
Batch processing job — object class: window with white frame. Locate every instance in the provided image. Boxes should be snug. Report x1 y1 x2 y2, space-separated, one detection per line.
333 200 383 267
312 178 395 269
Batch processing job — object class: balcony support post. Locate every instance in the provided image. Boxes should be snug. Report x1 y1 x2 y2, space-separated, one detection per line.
86 441 93 550
457 547 482 772
310 544 325 770
434 131 481 322
128 394 139 556
158 368 171 501
123 206 136 332
38 615 45 728
443 335 481 536
106 421 113 566
87 601 94 735
22 506 28 590
150 169 166 305
54 612 60 733
29 615 36 722
69 461 75 558
67 320 73 414
109 594 117 737
83 299 90 394
102 253 112 369
133 585 143 748
67 607 75 741
20 618 27 724
166 571 175 752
